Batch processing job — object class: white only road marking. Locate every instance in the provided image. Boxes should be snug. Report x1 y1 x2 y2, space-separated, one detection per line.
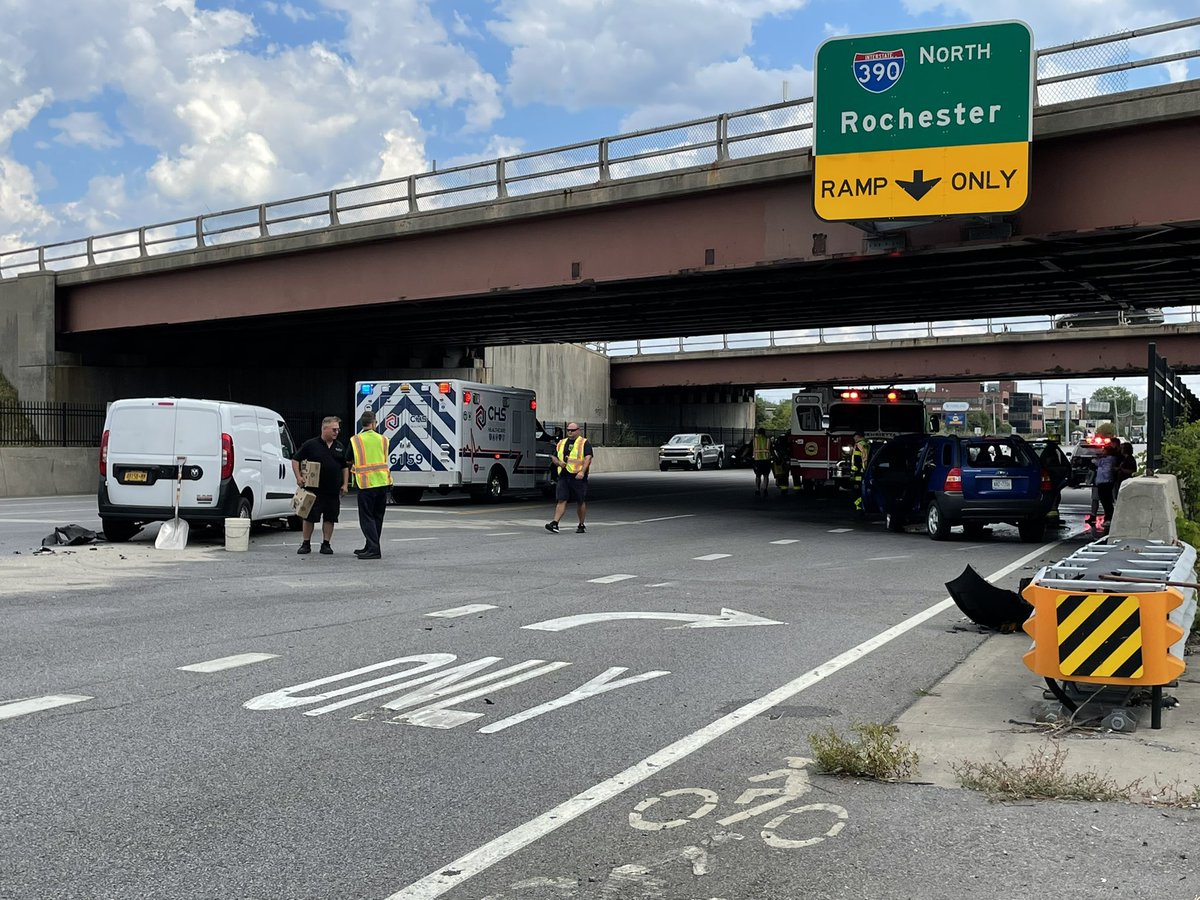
588 574 637 584
770 539 800 545
637 515 695 524
867 555 911 561
390 537 439 543
0 518 82 524
828 528 853 534
385 536 1067 900
486 532 521 536
524 608 784 632
957 544 986 551
0 694 92 721
426 604 498 618
649 582 673 588
693 553 731 561
177 653 279 673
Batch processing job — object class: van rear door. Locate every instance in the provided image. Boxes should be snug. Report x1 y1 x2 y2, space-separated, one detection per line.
392 382 457 484
173 401 223 512
105 400 181 510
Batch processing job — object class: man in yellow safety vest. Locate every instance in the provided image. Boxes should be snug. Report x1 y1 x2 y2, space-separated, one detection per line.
545 422 594 534
349 410 392 559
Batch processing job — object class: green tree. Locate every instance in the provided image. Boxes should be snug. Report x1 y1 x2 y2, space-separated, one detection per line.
765 399 792 433
1087 386 1142 435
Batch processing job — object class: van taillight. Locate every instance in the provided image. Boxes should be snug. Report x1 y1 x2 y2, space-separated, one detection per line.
944 467 963 492
1041 469 1052 491
221 433 234 479
100 430 110 476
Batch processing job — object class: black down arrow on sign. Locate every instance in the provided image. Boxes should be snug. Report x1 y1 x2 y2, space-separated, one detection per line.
896 170 941 201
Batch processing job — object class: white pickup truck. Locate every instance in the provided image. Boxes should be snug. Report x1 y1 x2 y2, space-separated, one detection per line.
658 433 725 471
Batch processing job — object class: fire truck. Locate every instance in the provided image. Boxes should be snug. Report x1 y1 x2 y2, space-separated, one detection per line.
788 387 933 490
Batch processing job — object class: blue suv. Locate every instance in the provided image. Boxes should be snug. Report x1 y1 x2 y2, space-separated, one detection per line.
862 434 1052 542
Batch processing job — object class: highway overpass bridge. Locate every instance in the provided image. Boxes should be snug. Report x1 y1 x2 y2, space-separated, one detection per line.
1 20 1197 413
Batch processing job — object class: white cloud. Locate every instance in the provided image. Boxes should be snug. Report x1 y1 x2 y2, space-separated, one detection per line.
489 0 811 113
49 111 123 149
263 1 317 22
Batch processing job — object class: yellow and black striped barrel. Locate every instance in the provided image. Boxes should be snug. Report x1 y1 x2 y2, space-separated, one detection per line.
1023 587 1185 686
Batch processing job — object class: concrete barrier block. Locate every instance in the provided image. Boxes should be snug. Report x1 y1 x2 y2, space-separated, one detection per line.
1108 475 1183 542
589 447 659 474
0 447 98 498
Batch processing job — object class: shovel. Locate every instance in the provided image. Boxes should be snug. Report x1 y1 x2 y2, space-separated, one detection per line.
155 456 190 550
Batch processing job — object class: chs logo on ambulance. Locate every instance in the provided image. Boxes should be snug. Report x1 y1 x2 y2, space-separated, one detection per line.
853 49 904 93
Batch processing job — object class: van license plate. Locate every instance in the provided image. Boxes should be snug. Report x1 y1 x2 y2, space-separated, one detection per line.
124 471 148 483
992 478 1011 490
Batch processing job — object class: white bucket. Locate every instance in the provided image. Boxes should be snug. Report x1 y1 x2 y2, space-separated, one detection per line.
224 518 251 551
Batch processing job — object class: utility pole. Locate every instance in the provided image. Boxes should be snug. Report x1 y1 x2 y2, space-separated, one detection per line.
1065 385 1071 442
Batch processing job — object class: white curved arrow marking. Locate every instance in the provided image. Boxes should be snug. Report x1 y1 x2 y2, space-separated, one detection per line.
523 608 785 632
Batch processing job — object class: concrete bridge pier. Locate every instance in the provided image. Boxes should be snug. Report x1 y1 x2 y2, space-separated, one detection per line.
0 273 80 402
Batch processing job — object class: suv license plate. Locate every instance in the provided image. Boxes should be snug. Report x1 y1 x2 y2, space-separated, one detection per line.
992 478 1012 490
124 471 148 483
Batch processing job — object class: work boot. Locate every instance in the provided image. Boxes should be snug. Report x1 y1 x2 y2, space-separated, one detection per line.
296 541 311 555
357 551 381 560
576 524 586 534
545 521 560 533
320 541 333 555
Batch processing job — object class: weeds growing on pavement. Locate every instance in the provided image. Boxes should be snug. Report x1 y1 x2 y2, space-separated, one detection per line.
808 723 919 781
953 744 1142 802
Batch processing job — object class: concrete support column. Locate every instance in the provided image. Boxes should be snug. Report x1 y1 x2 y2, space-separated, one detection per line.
0 272 68 402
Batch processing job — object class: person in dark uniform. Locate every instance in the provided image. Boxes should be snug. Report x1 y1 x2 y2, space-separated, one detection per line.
291 416 349 555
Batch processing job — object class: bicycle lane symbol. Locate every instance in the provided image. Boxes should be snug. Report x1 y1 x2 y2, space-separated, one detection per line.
475 758 848 898
628 756 849 849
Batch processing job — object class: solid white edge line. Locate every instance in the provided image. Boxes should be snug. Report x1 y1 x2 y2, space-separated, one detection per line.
0 694 93 721
384 537 1067 899
177 653 279 673
425 604 499 618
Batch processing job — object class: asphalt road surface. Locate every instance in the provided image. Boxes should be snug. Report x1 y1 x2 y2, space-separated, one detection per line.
2 473 1195 900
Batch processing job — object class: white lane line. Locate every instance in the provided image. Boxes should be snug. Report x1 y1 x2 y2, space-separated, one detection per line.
868 555 910 561
588 574 637 584
828 528 853 534
426 604 498 618
0 694 92 721
770 539 799 545
649 582 673 587
486 532 520 536
390 537 439 543
693 553 731 561
957 544 985 551
177 653 279 673
384 536 1067 900
638 515 696 524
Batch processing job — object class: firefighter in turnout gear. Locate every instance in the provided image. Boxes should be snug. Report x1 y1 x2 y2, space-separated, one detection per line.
771 433 791 495
851 431 869 515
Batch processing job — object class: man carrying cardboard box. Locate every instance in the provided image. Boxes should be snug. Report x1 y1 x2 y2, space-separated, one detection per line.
291 416 350 555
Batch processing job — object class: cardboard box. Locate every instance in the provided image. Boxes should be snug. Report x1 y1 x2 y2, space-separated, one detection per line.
302 460 321 488
290 488 316 518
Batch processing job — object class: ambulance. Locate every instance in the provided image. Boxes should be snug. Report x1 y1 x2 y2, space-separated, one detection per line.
354 380 555 503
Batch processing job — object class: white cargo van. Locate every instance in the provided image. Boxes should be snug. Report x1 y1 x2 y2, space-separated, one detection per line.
98 398 300 542
354 380 555 503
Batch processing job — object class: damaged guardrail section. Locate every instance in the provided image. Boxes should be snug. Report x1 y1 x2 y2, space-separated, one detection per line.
1022 539 1197 730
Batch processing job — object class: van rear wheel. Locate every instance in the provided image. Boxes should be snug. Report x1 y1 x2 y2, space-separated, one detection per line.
102 519 140 543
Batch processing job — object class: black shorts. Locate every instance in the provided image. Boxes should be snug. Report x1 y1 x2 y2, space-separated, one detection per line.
753 460 772 476
305 492 341 523
555 477 588 503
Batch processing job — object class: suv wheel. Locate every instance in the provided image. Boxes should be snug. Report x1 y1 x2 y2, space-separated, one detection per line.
1018 518 1046 543
926 499 950 540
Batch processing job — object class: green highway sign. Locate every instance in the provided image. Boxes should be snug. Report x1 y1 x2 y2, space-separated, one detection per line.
813 20 1034 220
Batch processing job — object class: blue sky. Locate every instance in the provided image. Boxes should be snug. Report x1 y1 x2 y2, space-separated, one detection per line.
0 0 1194 403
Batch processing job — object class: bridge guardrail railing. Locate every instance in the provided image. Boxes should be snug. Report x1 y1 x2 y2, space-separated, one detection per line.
0 19 1195 280
602 306 1200 357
